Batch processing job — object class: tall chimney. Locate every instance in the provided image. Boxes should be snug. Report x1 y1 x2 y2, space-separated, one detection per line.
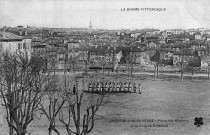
3 28 6 39
19 29 23 36
25 30 28 35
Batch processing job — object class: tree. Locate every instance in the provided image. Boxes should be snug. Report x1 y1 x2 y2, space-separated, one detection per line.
150 50 160 80
178 50 190 82
59 75 108 135
39 75 65 135
0 51 52 135
47 49 59 75
201 55 210 78
67 50 81 73
125 55 131 78
125 48 136 78
99 55 107 78
186 55 201 78
129 48 136 76
83 51 89 74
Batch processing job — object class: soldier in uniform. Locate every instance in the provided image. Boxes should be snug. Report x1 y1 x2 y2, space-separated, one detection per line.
96 82 100 92
108 82 111 92
100 82 104 92
105 82 108 92
133 83 137 93
88 83 92 92
128 82 132 92
112 82 116 92
92 83 95 92
124 82 128 91
119 82 123 92
138 83 142 94
73 84 76 95
116 83 120 92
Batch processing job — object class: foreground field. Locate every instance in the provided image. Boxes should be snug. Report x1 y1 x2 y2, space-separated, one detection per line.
93 80 210 135
0 76 210 135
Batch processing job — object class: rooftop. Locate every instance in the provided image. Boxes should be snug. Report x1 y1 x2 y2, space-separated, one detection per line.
194 31 201 35
0 30 22 41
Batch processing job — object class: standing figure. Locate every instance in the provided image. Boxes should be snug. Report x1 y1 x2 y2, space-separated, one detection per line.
138 83 142 94
96 82 100 92
119 82 122 92
116 83 120 92
101 82 104 92
112 82 116 92
88 83 92 92
124 82 128 91
73 84 76 95
133 83 137 93
128 82 132 92
92 83 95 92
108 82 111 92
105 82 108 92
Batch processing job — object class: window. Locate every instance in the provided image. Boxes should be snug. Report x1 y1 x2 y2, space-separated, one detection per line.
0 43 2 50
8 43 12 50
58 54 64 61
23 43 26 49
18 43 22 50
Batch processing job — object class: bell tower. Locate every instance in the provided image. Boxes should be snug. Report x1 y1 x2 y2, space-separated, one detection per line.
89 21 93 34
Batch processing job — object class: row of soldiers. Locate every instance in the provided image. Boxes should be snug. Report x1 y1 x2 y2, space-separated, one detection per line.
88 82 142 94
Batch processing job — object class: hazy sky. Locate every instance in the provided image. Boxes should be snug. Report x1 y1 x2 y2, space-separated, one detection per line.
0 0 210 30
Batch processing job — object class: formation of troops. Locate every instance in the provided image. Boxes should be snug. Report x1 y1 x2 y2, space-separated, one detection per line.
86 81 142 94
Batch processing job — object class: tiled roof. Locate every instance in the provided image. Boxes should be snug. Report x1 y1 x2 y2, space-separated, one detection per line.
32 45 46 48
130 46 142 52
194 31 201 35
197 48 210 52
0 30 22 41
204 30 210 33
159 48 172 52
146 36 159 40
89 45 109 52
173 51 194 56
183 33 192 38
202 34 210 38
170 42 183 48
190 40 206 44
114 46 142 52
136 41 149 45
188 29 198 32
152 41 161 45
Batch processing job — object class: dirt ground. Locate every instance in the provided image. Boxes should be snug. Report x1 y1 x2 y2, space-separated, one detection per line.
0 75 210 135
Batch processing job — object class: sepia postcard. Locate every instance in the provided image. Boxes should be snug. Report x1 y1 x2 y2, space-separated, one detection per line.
0 0 210 135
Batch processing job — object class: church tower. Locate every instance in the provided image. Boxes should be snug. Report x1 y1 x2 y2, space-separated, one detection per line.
89 21 93 34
